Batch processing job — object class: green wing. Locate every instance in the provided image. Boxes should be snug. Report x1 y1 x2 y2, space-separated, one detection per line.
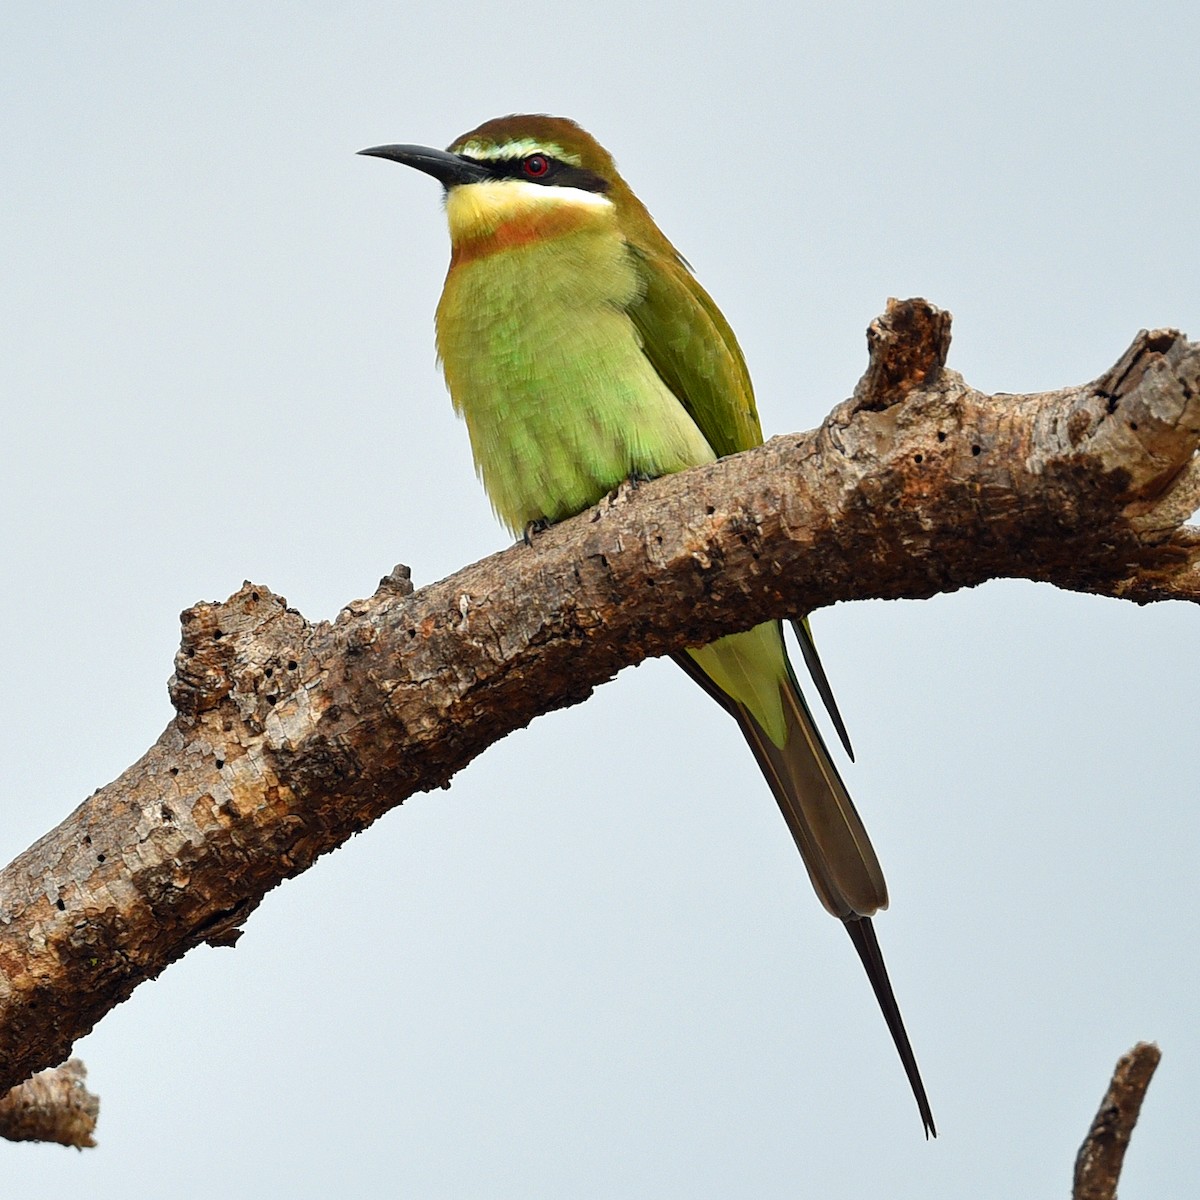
626 243 763 457
626 241 855 759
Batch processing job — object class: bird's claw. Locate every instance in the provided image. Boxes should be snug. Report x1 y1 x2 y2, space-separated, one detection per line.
522 517 551 547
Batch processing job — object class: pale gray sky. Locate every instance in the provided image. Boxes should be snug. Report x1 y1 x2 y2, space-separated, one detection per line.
2 3 1197 1197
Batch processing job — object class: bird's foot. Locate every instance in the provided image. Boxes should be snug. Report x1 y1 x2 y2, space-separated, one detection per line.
606 471 657 507
522 517 552 547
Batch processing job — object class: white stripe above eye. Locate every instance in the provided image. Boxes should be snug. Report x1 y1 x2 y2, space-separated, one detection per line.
451 137 583 167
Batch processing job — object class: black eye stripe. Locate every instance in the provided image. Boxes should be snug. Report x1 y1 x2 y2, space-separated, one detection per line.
458 154 609 194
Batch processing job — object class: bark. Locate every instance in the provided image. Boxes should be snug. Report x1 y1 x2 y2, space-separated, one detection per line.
0 299 1196 1110
1073 1042 1161 1200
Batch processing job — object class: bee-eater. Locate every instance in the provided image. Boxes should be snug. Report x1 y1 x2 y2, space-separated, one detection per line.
361 114 934 1136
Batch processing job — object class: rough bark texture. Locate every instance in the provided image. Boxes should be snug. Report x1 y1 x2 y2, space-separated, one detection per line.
1073 1042 1161 1200
0 1060 99 1148
0 300 1196 1107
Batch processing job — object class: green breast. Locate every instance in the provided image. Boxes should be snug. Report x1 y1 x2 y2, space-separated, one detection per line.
435 224 715 533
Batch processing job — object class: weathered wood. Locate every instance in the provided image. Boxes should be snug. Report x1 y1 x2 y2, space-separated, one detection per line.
1073 1042 1161 1200
0 300 1196 1102
0 1060 99 1148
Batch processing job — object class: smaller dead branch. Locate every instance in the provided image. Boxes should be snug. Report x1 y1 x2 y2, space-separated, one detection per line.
1073 1042 1161 1200
0 1059 99 1148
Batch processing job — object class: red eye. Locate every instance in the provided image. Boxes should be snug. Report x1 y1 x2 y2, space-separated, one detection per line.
522 154 550 178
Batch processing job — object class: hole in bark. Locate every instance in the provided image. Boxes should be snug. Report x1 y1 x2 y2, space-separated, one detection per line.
96 853 106 863
937 431 946 442
186 648 195 658
161 805 174 822
407 629 416 639
212 629 224 640
1130 420 1139 430
288 660 298 670
251 591 260 601
705 505 715 515
645 577 656 587
266 695 278 706
83 835 92 846
914 453 924 464
169 767 179 777
971 444 982 456
215 758 225 770
56 898 65 911
264 667 274 678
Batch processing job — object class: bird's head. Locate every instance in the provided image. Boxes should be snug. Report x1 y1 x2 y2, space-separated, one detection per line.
359 114 668 254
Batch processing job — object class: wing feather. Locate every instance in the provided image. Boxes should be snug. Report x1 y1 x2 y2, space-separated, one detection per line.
625 243 762 457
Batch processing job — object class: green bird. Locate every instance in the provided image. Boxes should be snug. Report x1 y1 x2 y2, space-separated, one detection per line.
361 114 934 1136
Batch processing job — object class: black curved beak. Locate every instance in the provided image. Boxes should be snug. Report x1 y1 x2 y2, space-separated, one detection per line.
357 144 492 188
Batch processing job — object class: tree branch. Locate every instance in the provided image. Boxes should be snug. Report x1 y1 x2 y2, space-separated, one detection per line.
1073 1042 1161 1200
0 1060 99 1148
0 300 1196 1101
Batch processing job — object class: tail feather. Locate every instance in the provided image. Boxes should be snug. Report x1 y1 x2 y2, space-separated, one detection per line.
675 624 935 1135
736 683 936 1135
792 617 855 762
675 635 883 918
743 672 884 918
845 918 937 1138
